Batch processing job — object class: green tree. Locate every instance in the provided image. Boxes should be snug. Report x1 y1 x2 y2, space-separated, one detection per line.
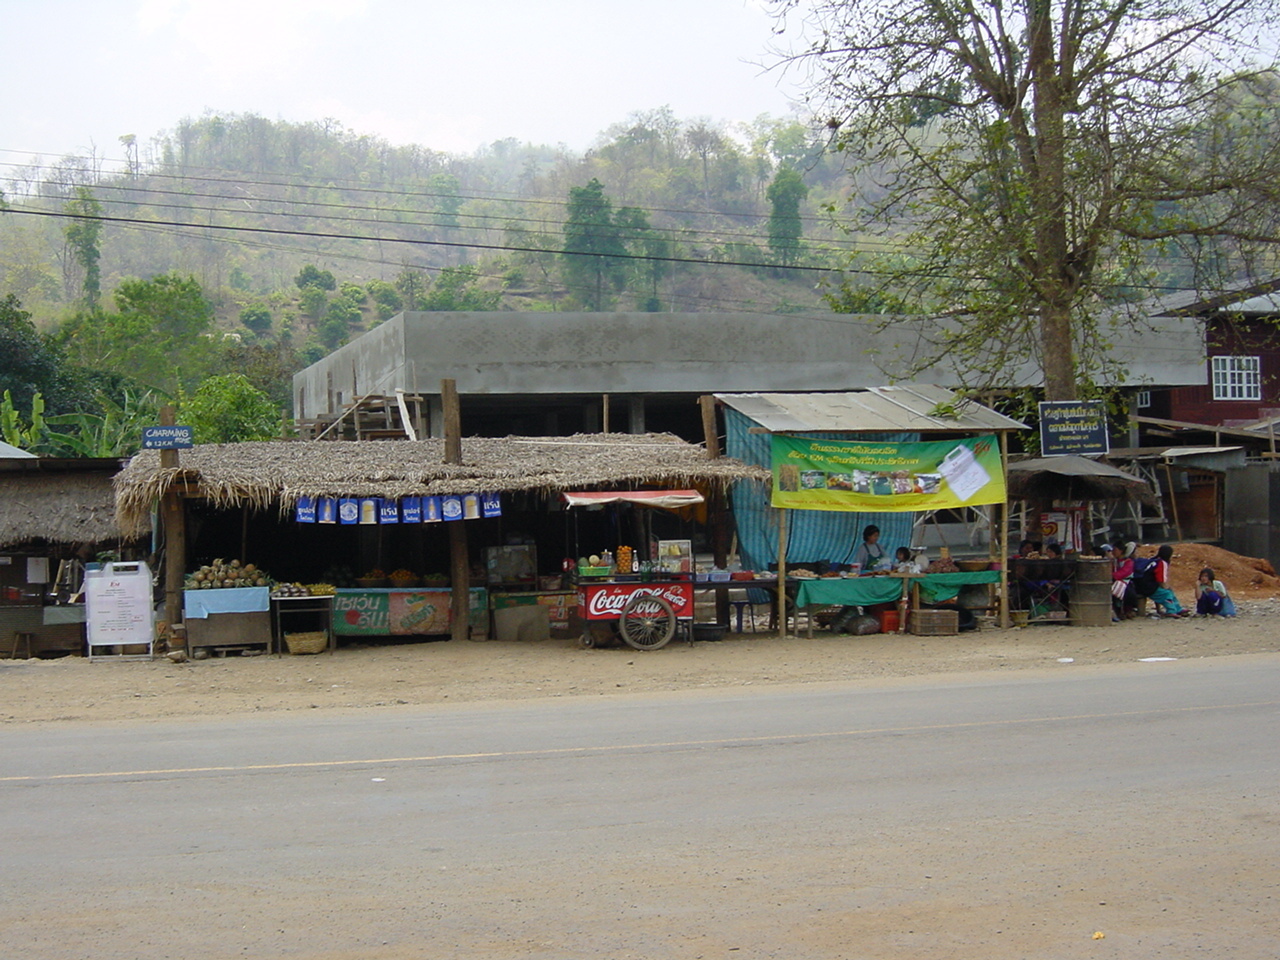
562 178 629 310
774 0 1280 400
294 265 336 291
239 304 272 335
765 167 809 267
394 268 430 311
62 187 102 311
366 280 404 320
113 272 213 341
180 374 280 443
420 265 502 311
0 294 78 414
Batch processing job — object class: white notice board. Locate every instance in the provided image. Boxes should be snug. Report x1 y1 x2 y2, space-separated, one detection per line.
86 561 155 659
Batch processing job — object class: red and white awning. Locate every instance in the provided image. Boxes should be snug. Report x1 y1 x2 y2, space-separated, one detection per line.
561 490 705 509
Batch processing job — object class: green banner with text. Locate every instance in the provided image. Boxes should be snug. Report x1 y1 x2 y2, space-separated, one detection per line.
771 434 1005 512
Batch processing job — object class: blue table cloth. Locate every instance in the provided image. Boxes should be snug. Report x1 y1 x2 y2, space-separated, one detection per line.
184 586 271 619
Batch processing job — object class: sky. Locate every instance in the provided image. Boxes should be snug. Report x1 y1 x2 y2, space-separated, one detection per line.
1 0 806 171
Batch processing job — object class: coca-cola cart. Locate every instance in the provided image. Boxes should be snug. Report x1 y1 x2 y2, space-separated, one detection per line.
577 577 695 650
563 490 703 651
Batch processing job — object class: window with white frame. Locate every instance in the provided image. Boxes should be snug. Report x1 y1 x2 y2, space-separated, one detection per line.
1210 355 1261 401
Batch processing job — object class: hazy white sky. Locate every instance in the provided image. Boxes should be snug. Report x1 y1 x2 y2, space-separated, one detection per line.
2 0 804 168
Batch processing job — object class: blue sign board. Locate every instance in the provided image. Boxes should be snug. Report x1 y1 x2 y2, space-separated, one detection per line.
142 426 194 449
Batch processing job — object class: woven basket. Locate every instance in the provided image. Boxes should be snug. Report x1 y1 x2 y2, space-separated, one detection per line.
910 608 960 636
285 631 329 655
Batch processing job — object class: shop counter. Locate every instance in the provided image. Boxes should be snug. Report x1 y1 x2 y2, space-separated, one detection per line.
184 587 272 651
332 587 488 638
793 571 1001 636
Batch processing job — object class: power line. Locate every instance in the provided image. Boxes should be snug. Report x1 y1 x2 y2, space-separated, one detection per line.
6 204 849 274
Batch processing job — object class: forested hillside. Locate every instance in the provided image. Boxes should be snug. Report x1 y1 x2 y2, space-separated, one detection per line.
0 108 866 454
1 109 854 332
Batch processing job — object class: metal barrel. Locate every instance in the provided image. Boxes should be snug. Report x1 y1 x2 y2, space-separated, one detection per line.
1072 558 1113 627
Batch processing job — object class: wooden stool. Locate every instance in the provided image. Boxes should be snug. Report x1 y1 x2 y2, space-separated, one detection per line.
9 632 34 659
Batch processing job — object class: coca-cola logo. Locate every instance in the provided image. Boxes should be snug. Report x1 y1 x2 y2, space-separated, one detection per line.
583 584 691 617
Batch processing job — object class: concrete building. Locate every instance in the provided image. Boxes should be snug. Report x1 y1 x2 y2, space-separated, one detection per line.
293 310 1208 441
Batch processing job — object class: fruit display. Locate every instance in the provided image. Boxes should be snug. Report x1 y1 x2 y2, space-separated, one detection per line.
185 558 272 590
388 568 417 581
320 565 357 588
270 582 337 598
616 545 634 574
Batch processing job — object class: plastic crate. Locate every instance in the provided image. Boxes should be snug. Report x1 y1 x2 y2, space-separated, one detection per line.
910 608 960 636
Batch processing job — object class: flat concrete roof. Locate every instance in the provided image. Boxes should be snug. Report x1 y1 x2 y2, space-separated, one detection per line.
293 311 1208 419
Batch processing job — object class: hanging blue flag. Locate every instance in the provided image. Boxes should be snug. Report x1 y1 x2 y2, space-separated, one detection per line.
481 491 502 518
317 497 337 524
295 496 316 523
423 496 442 523
441 495 464 521
379 499 400 523
401 497 422 523
338 498 360 524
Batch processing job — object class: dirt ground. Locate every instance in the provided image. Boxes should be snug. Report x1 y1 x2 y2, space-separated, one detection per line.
4 543 1277 726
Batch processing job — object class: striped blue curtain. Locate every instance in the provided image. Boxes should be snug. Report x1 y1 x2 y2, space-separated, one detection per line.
725 407 917 571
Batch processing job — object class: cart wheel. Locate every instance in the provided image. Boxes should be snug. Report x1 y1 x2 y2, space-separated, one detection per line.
580 632 597 649
618 594 676 650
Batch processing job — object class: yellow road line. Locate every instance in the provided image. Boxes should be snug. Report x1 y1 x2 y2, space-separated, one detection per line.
2 699 1276 784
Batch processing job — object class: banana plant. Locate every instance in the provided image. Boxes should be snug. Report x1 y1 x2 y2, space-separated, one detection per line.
0 389 46 450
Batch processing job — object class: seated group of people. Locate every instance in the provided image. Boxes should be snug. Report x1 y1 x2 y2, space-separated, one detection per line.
1104 541 1234 619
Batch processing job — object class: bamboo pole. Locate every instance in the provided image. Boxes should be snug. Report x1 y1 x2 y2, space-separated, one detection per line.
999 431 1010 629
776 508 790 638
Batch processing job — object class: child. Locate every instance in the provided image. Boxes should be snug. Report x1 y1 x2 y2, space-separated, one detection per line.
1194 568 1235 616
1148 544 1189 618
893 546 921 574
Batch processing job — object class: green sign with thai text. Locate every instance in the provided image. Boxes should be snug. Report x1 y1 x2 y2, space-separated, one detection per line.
771 434 1005 512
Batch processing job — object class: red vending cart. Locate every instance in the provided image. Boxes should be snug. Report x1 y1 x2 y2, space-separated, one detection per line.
563 490 703 651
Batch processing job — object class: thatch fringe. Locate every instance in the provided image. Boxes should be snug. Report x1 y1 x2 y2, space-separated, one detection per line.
114 434 770 537
0 473 127 548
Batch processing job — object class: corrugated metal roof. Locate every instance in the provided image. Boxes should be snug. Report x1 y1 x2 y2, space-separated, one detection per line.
715 386 1027 434
0 440 36 459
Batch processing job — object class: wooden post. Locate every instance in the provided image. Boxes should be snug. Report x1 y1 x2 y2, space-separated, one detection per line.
602 393 610 434
999 431 1010 629
1164 460 1183 542
441 379 462 465
776 508 789 638
699 395 720 458
441 380 470 641
159 405 187 647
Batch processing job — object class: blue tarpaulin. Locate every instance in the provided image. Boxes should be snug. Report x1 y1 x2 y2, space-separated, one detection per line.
725 407 916 571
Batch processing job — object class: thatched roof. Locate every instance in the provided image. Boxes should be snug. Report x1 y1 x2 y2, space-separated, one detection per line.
114 434 770 537
0 473 127 548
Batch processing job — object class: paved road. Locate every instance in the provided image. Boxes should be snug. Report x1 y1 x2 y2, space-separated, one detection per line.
4 656 1279 959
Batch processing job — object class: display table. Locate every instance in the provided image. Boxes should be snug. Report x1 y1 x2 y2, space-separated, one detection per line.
271 595 334 655
184 587 272 652
332 587 488 638
794 571 1001 636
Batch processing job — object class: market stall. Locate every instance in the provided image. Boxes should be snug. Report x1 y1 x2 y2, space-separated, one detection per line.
0 454 138 658
112 434 768 653
717 387 1028 634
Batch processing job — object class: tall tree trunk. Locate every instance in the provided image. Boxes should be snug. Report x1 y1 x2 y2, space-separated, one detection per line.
1030 0 1078 401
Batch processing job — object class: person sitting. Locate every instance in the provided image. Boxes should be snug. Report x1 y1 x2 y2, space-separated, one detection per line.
1110 542 1138 620
850 524 887 573
1148 544 1189 618
1194 567 1235 617
892 546 921 574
